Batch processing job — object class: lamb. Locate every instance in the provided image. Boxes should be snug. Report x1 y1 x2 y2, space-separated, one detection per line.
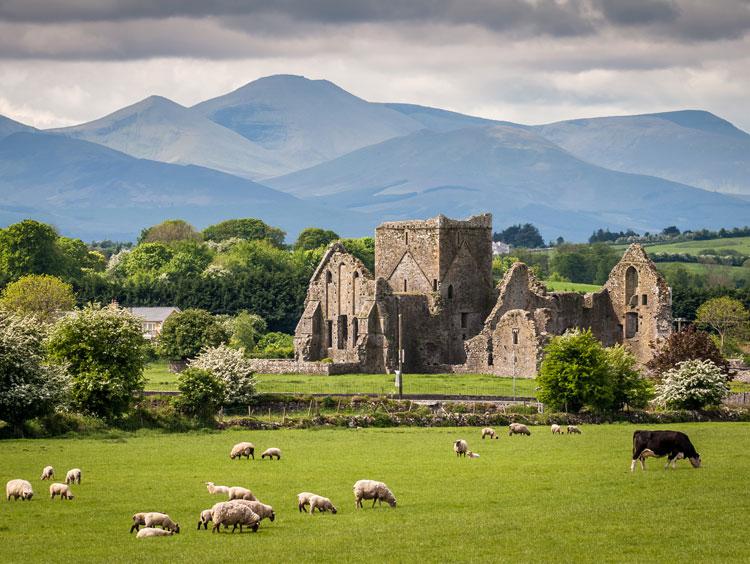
467 451 480 459
551 424 563 435
40 466 54 481
308 494 337 515
49 483 74 500
206 482 231 496
481 427 498 440
297 492 315 513
353 479 397 509
240 500 275 522
567 425 582 434
136 527 174 538
198 509 213 530
65 468 82 485
509 423 531 436
6 479 34 501
143 512 180 534
130 512 148 532
454 439 469 457
211 501 261 533
227 486 257 501
261 447 282 460
230 442 255 460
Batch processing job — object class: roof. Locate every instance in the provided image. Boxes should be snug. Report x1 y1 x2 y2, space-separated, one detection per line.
126 307 180 323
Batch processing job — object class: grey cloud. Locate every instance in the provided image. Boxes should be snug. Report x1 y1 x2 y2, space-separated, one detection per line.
595 0 680 26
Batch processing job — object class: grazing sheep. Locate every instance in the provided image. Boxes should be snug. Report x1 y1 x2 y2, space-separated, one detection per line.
230 499 276 522
206 482 231 496
230 442 255 460
6 479 34 501
454 439 469 457
65 468 82 485
509 423 531 436
228 486 257 501
143 512 180 534
130 512 147 533
567 425 582 434
136 527 174 538
467 451 480 459
261 447 282 460
297 492 315 513
551 424 563 435
308 495 337 515
481 427 498 440
353 480 397 509
49 483 74 500
211 501 260 533
40 466 54 481
198 509 213 530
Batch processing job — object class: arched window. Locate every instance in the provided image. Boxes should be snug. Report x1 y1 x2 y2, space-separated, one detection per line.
325 271 332 283
625 266 638 308
403 279 407 292
352 317 359 343
432 279 438 292
352 271 360 313
447 284 453 299
405 230 409 245
512 329 519 345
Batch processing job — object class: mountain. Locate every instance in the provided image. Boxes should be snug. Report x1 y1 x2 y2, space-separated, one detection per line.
192 74 424 173
535 110 750 195
267 125 750 241
0 131 366 240
383 103 519 132
0 114 34 140
51 96 287 179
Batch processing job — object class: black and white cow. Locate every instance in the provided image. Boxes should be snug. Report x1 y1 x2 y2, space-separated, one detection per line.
631 430 701 472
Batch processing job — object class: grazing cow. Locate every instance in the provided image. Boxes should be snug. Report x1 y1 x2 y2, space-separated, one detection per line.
631 430 701 472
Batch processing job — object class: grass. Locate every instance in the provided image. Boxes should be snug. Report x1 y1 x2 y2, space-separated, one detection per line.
543 280 602 293
641 236 750 256
654 261 749 283
1 424 748 563
143 363 539 398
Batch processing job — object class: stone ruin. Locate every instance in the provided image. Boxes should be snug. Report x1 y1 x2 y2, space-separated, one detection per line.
291 214 672 377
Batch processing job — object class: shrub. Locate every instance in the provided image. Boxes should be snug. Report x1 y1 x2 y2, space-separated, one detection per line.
647 326 730 378
188 344 256 406
157 308 230 360
251 332 294 358
0 274 75 323
654 359 730 410
175 368 226 420
605 345 653 410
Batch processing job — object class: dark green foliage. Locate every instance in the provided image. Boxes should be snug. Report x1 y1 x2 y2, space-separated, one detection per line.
588 228 639 243
175 367 225 420
493 223 544 248
251 332 294 358
157 308 230 360
138 219 202 244
202 218 286 247
549 243 619 284
0 219 61 283
340 237 375 272
605 345 653 410
229 311 267 351
647 326 731 377
295 227 340 250
662 226 681 236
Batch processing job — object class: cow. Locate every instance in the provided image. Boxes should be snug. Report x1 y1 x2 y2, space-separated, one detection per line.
631 430 701 472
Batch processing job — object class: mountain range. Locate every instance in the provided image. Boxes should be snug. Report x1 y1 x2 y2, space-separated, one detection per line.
1 74 749 242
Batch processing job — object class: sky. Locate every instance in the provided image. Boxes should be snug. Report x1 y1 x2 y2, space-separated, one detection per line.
1 0 749 131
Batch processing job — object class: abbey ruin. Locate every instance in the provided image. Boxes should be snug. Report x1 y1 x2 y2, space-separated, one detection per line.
292 214 672 377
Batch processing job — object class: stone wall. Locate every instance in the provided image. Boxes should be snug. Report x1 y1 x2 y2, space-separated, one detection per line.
247 359 361 375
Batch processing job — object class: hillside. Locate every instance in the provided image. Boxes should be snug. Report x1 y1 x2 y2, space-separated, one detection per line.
0 114 34 140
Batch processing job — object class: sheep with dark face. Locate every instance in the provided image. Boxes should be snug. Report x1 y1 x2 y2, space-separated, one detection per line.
230 442 255 460
454 439 469 457
65 468 82 485
197 509 213 530
567 425 582 434
49 483 74 500
551 424 563 435
297 492 314 513
40 466 54 481
353 480 397 509
261 448 281 460
228 486 257 501
481 427 498 440
6 479 33 501
308 495 337 515
211 502 260 533
136 528 174 538
509 423 531 436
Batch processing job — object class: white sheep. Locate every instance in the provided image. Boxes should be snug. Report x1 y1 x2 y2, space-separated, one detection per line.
353 480 397 509
297 492 315 513
567 425 582 434
206 482 231 496
227 486 257 501
467 451 480 459
198 509 213 530
65 468 82 485
308 494 337 515
5 479 34 501
136 527 174 538
240 500 275 522
261 447 282 460
230 442 255 460
211 501 260 533
481 427 498 440
130 512 148 533
509 423 531 436
40 466 54 481
49 483 74 500
144 512 180 534
454 439 469 457
551 424 563 435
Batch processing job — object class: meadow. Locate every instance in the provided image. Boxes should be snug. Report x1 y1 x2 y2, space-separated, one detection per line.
542 280 602 293
640 235 750 256
1 424 748 563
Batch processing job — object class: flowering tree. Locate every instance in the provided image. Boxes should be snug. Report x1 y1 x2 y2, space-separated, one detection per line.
655 359 729 410
188 344 256 406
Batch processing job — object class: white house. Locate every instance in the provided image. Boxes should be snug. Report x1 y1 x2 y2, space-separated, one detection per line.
126 307 180 340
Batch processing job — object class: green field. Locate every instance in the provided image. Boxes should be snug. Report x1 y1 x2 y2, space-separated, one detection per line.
1 424 748 562
543 280 602 293
655 261 749 284
641 236 750 256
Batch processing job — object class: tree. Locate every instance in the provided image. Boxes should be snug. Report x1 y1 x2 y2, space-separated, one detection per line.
536 329 613 413
251 332 294 359
175 367 225 421
605 345 653 410
157 308 230 361
46 304 146 420
661 226 681 236
492 223 544 248
0 275 75 323
188 344 256 406
294 228 340 250
340 237 375 272
139 220 201 244
646 326 730 378
202 218 286 248
229 311 267 351
695 297 749 355
0 312 69 433
0 219 61 283
654 359 729 410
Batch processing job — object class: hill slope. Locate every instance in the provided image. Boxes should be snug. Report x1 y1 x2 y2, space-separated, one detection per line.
0 114 34 140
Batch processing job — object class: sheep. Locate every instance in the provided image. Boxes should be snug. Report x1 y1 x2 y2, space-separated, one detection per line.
40 466 54 481
353 480 397 509
240 500 275 522
198 509 213 530
567 425 582 434
551 424 564 435
467 451 480 459
227 486 257 501
65 468 82 485
297 492 315 513
211 501 260 533
143 512 180 534
136 527 174 538
6 479 34 501
261 447 282 460
308 495 337 515
49 483 74 500
481 427 498 440
230 442 255 460
454 439 469 457
130 512 148 533
206 482 231 496
509 423 531 436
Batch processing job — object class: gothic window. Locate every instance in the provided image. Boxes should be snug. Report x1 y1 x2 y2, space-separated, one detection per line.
642 294 648 306
461 312 468 328
625 266 638 308
512 329 519 345
338 315 348 349
405 230 409 245
403 279 407 292
433 279 438 292
625 312 638 338
447 284 453 299
326 321 333 348
352 317 359 343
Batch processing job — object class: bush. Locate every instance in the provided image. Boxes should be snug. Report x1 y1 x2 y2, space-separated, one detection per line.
188 344 256 406
647 326 730 378
655 359 730 410
157 308 230 360
175 368 226 421
605 345 653 410
251 332 294 358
